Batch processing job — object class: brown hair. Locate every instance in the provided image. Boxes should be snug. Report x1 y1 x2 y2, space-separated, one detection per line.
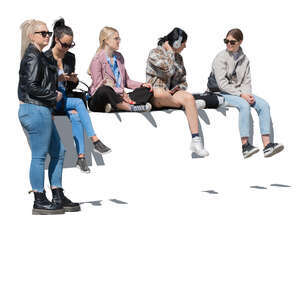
226 28 243 41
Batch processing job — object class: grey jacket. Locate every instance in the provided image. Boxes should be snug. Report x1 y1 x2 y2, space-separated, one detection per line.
209 48 252 96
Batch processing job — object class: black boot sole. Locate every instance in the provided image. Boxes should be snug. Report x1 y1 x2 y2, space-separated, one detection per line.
64 206 81 212
32 208 65 215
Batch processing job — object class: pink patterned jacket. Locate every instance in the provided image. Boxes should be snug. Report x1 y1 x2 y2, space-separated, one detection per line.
89 49 142 96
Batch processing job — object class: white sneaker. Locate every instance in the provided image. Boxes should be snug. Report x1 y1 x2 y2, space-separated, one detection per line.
195 99 206 110
190 137 209 157
105 103 112 113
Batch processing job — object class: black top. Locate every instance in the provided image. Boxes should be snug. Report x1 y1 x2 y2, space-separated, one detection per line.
44 49 79 95
18 43 58 108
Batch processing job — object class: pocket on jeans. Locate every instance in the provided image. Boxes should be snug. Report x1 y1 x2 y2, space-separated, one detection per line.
18 104 34 131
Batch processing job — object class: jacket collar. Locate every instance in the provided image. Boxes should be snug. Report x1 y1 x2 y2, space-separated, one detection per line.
226 47 245 62
97 49 120 81
27 43 42 55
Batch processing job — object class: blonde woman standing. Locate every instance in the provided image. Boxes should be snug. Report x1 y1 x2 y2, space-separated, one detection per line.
18 20 80 214
88 27 153 113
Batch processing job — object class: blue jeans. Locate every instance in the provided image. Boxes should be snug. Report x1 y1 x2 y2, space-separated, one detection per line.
221 94 271 138
18 103 65 192
64 98 96 155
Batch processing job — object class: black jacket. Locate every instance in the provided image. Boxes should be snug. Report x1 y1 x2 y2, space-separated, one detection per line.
18 43 58 108
44 49 79 95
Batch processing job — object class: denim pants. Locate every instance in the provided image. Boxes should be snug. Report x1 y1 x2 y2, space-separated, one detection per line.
221 94 271 138
64 98 96 155
18 103 65 192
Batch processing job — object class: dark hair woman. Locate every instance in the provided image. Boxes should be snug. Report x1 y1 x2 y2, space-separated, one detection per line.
146 27 209 157
45 18 111 173
18 19 79 214
208 28 284 158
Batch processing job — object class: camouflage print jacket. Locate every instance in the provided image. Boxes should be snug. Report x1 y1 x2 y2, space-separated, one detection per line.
146 46 187 91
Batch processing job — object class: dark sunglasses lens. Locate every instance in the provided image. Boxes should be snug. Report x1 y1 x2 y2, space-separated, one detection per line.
224 39 237 45
41 31 52 38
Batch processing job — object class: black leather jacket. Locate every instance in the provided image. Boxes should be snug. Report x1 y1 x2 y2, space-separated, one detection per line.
44 49 79 95
18 43 58 108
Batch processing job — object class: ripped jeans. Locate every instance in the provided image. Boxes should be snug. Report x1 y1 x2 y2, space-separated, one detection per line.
64 97 96 155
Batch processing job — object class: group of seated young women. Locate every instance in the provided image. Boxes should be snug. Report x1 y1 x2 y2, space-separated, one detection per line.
18 18 284 215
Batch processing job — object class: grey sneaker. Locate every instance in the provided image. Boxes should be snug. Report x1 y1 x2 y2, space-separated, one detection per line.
93 140 111 154
263 143 284 158
130 102 152 112
242 142 259 159
195 99 206 110
105 103 112 113
76 157 91 173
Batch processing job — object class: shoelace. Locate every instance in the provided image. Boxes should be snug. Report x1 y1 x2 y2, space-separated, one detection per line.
131 104 148 112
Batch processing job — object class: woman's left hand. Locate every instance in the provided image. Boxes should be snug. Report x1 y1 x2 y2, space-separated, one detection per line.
142 83 153 92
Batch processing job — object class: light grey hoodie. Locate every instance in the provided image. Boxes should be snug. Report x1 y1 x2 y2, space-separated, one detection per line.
210 47 252 96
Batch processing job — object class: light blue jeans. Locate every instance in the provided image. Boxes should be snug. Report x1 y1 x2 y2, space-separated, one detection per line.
222 94 271 138
64 98 96 155
18 103 65 192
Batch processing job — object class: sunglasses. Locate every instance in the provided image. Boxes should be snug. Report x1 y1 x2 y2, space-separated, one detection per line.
35 31 53 38
58 39 75 49
224 39 238 45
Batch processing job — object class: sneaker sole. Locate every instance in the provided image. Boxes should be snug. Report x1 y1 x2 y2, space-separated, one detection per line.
32 208 65 215
264 145 284 158
243 148 259 159
94 149 112 155
76 165 91 174
64 206 81 212
190 146 209 157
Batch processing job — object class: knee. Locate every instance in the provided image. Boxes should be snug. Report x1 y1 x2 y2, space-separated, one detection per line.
239 101 251 113
57 146 66 160
69 111 81 122
178 94 195 108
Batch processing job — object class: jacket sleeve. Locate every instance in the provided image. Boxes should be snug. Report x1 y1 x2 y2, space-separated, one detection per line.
240 61 252 94
90 55 106 92
66 53 79 93
175 55 187 90
147 48 175 78
24 53 57 102
213 55 242 96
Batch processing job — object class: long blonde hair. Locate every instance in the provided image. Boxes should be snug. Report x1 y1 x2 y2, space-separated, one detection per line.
20 19 46 59
88 26 118 75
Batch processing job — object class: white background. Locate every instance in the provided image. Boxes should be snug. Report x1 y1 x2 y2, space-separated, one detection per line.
0 0 299 299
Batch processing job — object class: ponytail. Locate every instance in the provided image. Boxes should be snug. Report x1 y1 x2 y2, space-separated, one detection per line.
20 19 46 59
50 17 73 48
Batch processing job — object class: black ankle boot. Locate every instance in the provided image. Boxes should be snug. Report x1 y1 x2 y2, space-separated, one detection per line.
32 191 65 215
52 188 81 212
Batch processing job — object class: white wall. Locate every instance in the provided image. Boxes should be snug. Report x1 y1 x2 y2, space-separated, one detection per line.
1 1 299 299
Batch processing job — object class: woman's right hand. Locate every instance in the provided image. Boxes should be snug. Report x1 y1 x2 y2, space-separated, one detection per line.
56 91 63 102
241 93 255 105
122 92 135 105
163 41 173 52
